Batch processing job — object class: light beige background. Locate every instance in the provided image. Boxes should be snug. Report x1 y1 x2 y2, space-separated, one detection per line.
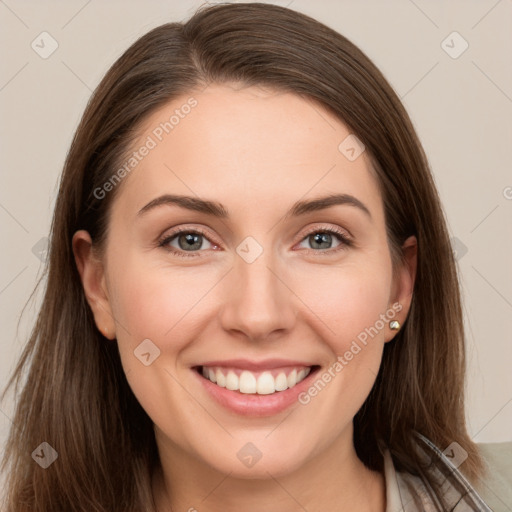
1 0 511 459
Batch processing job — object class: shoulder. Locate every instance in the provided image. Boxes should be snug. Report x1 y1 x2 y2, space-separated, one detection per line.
382 434 495 511
477 441 512 510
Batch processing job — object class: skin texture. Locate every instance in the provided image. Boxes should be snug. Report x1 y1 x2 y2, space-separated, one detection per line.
73 83 417 512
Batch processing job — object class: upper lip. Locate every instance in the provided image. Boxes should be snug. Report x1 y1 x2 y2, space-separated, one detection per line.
196 358 315 372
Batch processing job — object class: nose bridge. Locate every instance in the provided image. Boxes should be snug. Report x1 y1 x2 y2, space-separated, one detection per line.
219 243 296 340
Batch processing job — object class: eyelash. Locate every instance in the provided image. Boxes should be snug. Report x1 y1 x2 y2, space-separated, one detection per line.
157 226 353 258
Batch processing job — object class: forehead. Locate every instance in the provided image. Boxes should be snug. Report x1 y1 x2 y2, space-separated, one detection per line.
112 83 383 223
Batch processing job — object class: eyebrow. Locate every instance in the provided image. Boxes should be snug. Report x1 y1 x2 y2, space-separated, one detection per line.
137 193 372 220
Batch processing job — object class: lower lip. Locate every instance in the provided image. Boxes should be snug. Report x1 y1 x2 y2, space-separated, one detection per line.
192 366 320 417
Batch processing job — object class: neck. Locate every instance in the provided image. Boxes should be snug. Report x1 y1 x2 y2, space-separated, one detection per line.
152 425 386 512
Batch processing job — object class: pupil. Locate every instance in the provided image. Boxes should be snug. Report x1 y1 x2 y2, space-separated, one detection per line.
179 233 201 251
312 232 331 249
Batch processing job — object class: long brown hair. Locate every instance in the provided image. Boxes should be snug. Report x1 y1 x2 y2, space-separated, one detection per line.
1 3 486 510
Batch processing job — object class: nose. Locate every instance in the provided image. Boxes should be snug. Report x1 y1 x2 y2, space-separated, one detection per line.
218 248 297 342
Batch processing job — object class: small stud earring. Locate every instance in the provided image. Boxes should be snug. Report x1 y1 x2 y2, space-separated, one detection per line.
389 320 401 331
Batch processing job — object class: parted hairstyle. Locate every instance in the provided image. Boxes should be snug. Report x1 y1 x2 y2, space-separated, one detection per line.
1 2 486 510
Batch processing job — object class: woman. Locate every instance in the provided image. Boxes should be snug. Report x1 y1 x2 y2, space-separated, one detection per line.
1 3 493 511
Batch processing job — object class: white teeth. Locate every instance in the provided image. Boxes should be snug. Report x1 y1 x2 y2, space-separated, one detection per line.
239 371 257 394
287 369 297 388
225 371 238 391
200 366 312 395
275 372 288 391
256 372 275 395
216 369 226 387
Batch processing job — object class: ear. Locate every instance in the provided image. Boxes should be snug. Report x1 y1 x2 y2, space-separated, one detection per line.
385 235 417 342
72 230 116 340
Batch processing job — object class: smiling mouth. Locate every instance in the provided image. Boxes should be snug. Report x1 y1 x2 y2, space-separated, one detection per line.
194 365 321 395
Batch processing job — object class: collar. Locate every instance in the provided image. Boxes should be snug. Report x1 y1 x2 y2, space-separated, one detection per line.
382 433 492 511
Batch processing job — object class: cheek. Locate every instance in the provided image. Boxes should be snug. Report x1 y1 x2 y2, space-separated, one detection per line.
291 275 389 448
292 257 393 351
290 259 392 413
105 256 214 442
108 255 216 348
108 247 393 362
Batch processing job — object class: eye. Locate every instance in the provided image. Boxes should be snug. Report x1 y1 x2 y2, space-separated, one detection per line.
158 225 353 258
158 228 218 258
296 227 352 254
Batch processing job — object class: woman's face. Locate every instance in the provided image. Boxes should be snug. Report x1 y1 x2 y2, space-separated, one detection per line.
75 83 416 478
